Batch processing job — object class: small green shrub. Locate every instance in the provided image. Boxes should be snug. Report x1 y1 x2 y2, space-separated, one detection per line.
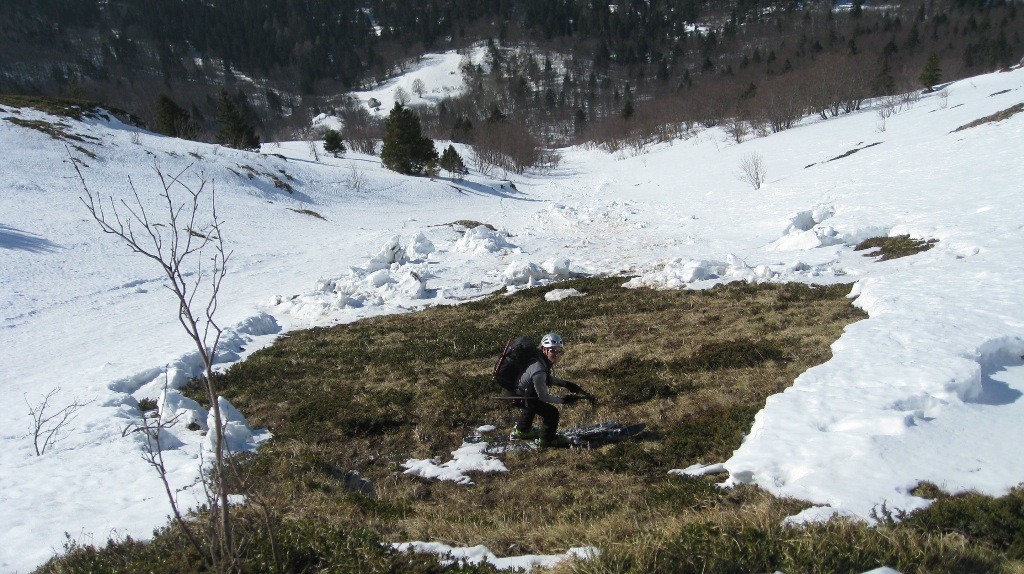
644 475 722 511
903 487 1024 559
575 519 1000 574
661 405 761 465
676 338 789 371
137 398 158 412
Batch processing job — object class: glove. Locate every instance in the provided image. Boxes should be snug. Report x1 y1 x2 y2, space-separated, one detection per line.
562 394 582 405
563 381 585 394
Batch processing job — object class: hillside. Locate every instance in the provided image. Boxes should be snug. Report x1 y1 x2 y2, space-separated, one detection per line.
2 60 1024 571
3 0 1020 143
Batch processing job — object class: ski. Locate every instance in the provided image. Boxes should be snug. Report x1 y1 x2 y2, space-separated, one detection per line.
467 420 644 455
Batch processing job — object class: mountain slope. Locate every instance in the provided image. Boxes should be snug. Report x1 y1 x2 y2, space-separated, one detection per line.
1 62 1023 571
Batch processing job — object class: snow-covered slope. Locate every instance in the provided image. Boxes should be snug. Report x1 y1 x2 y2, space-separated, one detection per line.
2 63 1023 572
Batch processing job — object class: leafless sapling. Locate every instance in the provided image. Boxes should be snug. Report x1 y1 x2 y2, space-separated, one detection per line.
25 387 92 456
73 151 239 570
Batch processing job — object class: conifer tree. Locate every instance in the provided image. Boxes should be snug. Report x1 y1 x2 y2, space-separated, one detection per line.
919 53 942 90
216 89 260 151
323 129 346 157
439 145 467 178
380 103 438 175
622 98 635 120
155 94 193 138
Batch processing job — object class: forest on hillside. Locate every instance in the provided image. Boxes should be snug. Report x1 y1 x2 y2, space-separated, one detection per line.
1 0 1020 151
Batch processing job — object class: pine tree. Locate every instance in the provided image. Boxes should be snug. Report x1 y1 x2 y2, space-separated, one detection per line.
439 145 467 178
451 116 474 143
155 93 192 138
919 53 942 90
380 103 438 175
323 129 346 157
621 98 635 120
216 89 260 151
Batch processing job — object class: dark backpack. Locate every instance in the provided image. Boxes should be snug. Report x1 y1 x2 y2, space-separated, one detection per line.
493 336 542 393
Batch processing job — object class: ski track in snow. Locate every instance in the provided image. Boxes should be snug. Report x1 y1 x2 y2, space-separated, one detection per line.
1 58 1024 572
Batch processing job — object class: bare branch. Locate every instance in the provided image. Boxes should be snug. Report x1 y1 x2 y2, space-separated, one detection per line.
72 149 239 568
25 387 93 456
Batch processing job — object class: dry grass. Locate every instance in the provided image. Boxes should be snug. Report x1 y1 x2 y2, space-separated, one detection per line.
855 234 938 261
206 279 867 554
952 102 1024 133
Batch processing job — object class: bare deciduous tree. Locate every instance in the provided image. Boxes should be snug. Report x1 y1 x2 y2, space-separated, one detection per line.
411 78 426 98
72 152 240 571
394 86 410 106
25 387 92 456
737 152 767 190
340 104 382 154
725 116 751 144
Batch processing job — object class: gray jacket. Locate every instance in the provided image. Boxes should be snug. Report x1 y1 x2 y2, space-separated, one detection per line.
517 358 568 404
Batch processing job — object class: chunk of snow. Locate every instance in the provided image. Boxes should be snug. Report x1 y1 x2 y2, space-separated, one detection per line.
365 235 408 271
158 389 207 430
405 231 436 260
203 397 258 454
669 462 727 477
454 225 513 254
401 440 507 485
540 257 571 278
545 288 585 301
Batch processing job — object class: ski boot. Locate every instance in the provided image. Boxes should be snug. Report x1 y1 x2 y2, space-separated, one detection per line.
534 433 571 448
510 427 542 441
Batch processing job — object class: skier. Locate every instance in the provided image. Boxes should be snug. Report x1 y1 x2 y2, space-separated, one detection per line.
509 332 590 447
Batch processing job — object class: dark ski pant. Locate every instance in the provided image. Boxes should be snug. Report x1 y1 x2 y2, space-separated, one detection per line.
515 398 560 440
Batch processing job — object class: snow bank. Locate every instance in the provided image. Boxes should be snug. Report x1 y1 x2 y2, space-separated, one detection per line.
158 389 207 430
271 233 436 321
623 255 776 288
202 396 271 455
392 541 598 571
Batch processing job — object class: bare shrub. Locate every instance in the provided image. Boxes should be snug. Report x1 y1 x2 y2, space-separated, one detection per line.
25 387 92 456
737 152 767 190
394 86 410 106
340 105 381 154
74 154 242 571
725 117 751 143
877 85 921 122
344 161 368 192
472 118 544 175
753 84 805 133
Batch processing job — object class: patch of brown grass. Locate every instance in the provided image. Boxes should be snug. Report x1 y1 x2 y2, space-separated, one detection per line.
855 234 938 261
208 279 867 558
952 102 1024 133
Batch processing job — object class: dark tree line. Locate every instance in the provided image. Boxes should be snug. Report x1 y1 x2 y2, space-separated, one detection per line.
1 0 1020 149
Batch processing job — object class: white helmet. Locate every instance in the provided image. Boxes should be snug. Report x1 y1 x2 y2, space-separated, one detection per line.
540 333 564 349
